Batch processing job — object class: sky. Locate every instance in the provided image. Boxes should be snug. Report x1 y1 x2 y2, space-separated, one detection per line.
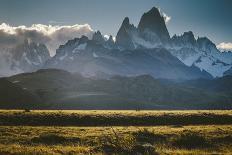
0 0 231 49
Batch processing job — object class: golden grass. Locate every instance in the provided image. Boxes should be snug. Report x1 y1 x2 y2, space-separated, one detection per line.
0 144 92 155
0 110 231 154
1 109 232 116
0 125 231 154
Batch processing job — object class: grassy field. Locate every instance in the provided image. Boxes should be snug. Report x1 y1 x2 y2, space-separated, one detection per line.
0 110 232 126
0 110 231 154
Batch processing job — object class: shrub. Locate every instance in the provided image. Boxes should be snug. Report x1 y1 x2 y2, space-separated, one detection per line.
24 109 30 112
133 128 166 144
31 133 80 145
99 132 136 153
171 132 210 149
98 128 158 154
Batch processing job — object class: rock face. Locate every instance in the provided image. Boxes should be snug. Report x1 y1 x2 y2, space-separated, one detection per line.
116 7 170 50
11 39 51 72
171 31 197 48
92 31 105 44
115 17 137 49
138 7 170 43
224 67 232 76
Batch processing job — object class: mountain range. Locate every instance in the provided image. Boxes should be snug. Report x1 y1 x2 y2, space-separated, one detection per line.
1 7 231 79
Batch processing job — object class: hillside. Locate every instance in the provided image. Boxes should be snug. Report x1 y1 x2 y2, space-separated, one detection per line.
4 69 232 109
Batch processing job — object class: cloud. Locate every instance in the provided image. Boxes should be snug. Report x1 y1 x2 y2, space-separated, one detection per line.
162 13 171 24
217 42 232 51
0 23 94 56
157 8 171 24
0 51 22 77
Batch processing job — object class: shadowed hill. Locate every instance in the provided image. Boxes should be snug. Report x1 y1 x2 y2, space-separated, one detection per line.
2 69 231 109
0 78 41 109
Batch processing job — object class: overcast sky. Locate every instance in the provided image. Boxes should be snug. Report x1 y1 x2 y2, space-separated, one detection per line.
0 0 231 45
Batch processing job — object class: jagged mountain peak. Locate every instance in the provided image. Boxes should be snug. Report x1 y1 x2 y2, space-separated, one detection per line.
115 17 136 49
138 7 170 42
197 37 215 47
105 35 115 48
119 17 136 30
10 39 50 72
79 35 89 43
196 37 219 53
171 31 197 47
92 30 105 44
183 31 195 40
108 35 114 42
122 17 130 26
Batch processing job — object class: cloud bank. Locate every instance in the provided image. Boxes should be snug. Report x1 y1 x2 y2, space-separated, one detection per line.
0 23 94 56
217 42 232 51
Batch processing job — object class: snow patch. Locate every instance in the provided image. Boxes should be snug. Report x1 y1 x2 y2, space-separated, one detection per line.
194 56 231 77
69 56 74 60
77 43 87 50
38 55 42 63
12 81 20 83
93 52 99 58
59 52 68 60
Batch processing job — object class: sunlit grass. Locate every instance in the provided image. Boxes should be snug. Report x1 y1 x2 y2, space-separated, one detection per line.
0 125 231 154
1 109 232 115
0 110 231 154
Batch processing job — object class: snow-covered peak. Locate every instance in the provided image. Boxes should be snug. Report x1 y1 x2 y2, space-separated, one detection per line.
9 39 51 72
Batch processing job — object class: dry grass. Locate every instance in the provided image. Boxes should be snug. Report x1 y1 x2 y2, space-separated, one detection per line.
0 110 231 154
0 125 231 154
1 109 232 115
0 110 231 126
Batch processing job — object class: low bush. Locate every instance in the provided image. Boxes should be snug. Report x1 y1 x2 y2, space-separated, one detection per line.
98 128 158 154
133 128 166 144
171 131 211 149
31 133 80 145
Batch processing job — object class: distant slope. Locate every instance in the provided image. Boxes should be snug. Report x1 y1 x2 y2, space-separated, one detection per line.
6 69 232 109
0 78 41 109
179 75 232 94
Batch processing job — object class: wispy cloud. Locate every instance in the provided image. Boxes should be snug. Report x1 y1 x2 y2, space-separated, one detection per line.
217 42 232 51
162 12 171 24
158 8 171 24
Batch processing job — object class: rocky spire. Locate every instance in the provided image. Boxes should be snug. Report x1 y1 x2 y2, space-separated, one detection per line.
105 35 115 47
92 30 105 44
115 17 136 49
138 7 170 43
